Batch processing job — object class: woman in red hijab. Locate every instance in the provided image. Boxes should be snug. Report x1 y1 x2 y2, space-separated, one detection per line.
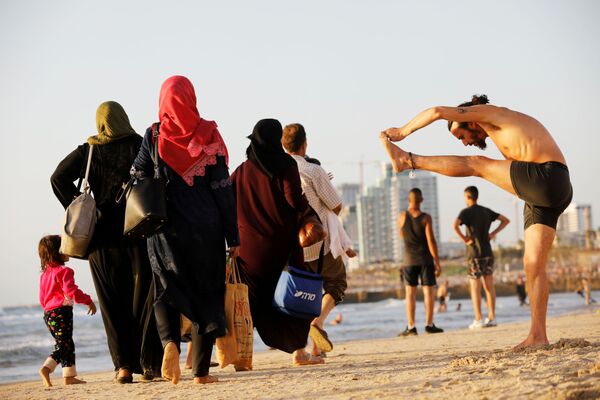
132 76 239 385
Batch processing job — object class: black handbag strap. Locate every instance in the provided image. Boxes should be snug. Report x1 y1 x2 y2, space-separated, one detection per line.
151 123 160 179
316 242 325 275
115 124 160 205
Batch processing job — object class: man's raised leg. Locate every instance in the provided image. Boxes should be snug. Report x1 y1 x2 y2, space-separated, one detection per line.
379 136 516 195
515 224 555 349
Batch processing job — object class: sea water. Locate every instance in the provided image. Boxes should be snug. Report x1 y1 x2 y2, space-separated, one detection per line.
0 290 597 383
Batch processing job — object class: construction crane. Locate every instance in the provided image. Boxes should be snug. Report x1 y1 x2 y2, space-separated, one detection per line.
326 158 384 192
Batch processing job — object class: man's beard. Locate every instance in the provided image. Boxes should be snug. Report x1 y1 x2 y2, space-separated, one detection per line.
475 139 487 150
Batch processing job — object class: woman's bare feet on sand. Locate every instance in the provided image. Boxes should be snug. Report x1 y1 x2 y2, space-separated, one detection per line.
379 133 411 173
64 376 86 385
194 375 218 384
293 349 325 366
39 367 52 387
161 341 181 384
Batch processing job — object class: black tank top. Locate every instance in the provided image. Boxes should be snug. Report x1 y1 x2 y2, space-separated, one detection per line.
402 211 434 266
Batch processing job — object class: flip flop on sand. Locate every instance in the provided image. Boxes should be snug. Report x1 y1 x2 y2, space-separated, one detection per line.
310 324 333 353
294 354 325 367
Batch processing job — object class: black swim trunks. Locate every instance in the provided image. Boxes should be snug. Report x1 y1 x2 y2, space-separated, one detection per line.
510 161 573 230
403 264 436 287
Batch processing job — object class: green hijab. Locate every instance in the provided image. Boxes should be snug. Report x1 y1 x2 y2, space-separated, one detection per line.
87 101 137 145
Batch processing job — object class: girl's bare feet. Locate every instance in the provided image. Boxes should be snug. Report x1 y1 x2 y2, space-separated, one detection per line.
194 375 218 384
39 367 52 387
161 341 181 385
379 133 411 173
64 376 86 385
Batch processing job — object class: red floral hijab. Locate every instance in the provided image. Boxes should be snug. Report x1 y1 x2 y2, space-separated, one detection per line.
157 75 229 185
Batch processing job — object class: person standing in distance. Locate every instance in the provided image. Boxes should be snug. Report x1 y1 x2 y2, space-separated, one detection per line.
454 186 510 329
398 188 443 336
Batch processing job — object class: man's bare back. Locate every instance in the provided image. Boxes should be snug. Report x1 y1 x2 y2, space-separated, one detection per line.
470 106 566 164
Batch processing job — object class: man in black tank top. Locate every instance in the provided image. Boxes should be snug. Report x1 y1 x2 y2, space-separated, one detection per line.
398 188 443 336
454 186 510 330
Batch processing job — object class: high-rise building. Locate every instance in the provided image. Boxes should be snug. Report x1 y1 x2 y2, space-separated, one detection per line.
338 183 361 207
557 203 594 247
557 203 592 234
357 163 439 265
339 204 359 251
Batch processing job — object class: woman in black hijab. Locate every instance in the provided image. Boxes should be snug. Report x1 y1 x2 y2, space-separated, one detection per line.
245 119 297 178
230 119 324 366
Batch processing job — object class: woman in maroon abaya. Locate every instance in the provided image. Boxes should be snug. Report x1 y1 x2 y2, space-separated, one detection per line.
231 118 323 366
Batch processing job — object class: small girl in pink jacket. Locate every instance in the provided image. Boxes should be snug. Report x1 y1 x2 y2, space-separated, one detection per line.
38 235 96 387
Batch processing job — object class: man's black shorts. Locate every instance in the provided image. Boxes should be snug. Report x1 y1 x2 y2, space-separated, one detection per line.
510 161 573 230
402 264 436 287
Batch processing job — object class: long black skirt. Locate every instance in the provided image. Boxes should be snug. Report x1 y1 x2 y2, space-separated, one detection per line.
88 241 163 375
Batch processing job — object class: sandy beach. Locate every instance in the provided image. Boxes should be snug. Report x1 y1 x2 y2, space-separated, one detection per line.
2 311 598 400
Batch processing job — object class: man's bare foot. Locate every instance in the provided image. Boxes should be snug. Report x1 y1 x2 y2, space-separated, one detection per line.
345 248 357 258
512 335 549 351
379 134 411 173
39 367 52 387
64 376 86 385
161 342 181 385
194 375 218 384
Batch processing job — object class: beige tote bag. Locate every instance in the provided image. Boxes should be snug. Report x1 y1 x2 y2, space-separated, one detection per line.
215 257 253 370
60 145 97 258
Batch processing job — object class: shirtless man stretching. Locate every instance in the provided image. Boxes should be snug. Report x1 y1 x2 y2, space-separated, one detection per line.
380 94 573 348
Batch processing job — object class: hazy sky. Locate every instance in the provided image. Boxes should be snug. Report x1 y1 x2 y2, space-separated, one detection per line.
1 1 598 307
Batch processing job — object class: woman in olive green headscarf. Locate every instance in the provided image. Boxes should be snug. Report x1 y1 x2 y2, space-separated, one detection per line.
88 101 137 145
51 101 163 383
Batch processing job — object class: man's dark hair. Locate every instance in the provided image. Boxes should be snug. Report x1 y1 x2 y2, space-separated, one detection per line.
282 123 307 153
464 186 479 201
408 187 423 202
447 94 490 131
304 155 321 165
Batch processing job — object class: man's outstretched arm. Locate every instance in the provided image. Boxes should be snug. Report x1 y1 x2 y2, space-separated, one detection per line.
383 105 501 141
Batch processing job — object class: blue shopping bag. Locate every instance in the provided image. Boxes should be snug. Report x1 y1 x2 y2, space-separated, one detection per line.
273 245 324 319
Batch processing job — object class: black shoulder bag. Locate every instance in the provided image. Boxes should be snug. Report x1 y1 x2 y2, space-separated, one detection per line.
117 123 168 238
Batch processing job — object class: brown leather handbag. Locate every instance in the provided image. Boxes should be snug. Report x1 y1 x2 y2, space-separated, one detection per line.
298 209 327 248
